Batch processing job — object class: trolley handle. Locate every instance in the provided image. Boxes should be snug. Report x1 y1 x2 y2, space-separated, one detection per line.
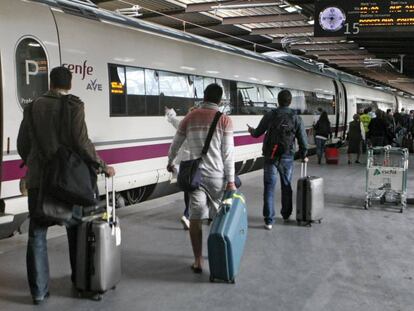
301 162 307 178
105 176 116 223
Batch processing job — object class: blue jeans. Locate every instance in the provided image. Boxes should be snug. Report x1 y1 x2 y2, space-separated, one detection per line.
263 155 294 224
315 138 327 162
26 189 78 300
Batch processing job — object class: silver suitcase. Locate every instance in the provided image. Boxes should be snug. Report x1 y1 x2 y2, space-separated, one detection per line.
76 177 121 300
296 163 324 225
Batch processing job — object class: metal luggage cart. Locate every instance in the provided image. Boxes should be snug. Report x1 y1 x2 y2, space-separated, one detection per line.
364 146 409 213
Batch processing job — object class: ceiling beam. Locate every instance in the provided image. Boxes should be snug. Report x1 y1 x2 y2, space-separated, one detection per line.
306 49 370 56
291 43 359 50
185 0 281 13
222 13 306 25
320 55 375 60
251 25 313 35
272 36 346 44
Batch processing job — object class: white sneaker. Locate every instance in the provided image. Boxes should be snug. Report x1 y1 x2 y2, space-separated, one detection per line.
264 224 273 230
180 216 190 230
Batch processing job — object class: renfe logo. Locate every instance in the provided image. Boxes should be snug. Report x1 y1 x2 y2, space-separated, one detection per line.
63 60 93 80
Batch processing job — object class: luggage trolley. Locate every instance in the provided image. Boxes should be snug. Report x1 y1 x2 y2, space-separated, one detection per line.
364 146 409 213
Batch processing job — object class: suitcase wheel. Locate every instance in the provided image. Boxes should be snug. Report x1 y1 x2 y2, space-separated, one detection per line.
91 293 103 301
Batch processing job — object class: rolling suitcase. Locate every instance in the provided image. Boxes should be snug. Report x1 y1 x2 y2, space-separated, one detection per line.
208 190 248 284
75 177 121 300
296 163 324 226
325 147 339 164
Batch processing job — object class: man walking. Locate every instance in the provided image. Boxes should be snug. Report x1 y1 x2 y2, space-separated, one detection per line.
167 83 235 273
17 66 115 304
247 90 307 230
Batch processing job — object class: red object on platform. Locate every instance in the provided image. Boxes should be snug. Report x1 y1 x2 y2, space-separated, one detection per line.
325 147 339 164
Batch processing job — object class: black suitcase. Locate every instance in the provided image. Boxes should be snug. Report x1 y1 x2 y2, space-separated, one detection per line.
75 177 121 300
296 163 324 225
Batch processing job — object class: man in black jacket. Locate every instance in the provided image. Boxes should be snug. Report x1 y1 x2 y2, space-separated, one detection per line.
248 90 307 230
17 66 115 304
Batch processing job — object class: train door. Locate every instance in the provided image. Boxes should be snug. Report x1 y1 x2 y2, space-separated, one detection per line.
332 80 347 139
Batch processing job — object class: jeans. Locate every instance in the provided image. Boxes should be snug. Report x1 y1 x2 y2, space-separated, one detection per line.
315 138 327 162
26 189 78 299
263 155 294 224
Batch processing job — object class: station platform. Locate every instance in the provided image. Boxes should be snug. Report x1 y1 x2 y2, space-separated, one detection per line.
1 152 414 311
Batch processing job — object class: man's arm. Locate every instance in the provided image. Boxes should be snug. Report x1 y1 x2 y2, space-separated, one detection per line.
167 114 189 171
17 105 32 163
248 112 271 138
295 116 308 159
221 117 235 188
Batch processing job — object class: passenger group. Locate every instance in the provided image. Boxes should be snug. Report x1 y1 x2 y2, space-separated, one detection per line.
16 66 412 305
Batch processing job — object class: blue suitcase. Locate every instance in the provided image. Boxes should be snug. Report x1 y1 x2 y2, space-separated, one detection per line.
208 190 248 283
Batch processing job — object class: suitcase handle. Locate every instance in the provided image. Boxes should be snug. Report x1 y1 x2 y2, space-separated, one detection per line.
105 176 116 223
300 162 308 178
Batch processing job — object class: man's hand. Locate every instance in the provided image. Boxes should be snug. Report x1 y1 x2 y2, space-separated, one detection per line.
247 124 254 135
167 164 175 173
226 182 236 191
302 157 309 163
104 166 116 177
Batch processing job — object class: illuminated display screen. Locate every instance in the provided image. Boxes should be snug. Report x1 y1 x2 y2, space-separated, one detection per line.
315 0 414 37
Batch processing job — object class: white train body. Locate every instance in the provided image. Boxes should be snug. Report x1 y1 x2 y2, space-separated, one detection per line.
0 0 413 237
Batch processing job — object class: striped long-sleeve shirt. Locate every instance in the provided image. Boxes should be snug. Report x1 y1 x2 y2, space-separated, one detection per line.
168 102 235 183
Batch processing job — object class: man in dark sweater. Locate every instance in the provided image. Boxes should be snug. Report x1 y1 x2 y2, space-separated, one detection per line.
248 90 308 230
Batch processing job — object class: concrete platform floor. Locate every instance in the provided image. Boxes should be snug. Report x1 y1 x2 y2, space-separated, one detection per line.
1 152 414 311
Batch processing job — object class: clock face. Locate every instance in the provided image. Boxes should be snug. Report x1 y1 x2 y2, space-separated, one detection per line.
319 6 346 32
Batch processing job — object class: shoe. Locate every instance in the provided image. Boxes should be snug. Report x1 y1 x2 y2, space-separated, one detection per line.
283 217 290 223
348 160 351 165
355 160 361 164
180 216 190 230
264 224 272 230
33 292 49 305
190 264 202 274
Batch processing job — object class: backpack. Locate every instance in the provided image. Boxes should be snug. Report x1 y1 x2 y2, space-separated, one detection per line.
263 110 295 160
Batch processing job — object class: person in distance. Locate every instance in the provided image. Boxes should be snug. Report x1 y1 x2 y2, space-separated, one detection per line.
247 89 308 230
167 83 235 273
314 111 331 164
17 66 115 305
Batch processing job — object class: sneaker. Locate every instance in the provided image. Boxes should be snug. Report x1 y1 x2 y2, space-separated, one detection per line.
355 160 361 164
180 216 190 230
264 224 273 230
348 160 351 165
33 292 49 305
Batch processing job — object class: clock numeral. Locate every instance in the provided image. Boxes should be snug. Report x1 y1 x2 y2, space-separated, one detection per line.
344 22 360 35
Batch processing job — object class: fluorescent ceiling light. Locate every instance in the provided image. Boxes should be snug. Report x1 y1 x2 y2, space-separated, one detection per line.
212 2 282 10
284 6 298 13
307 20 314 25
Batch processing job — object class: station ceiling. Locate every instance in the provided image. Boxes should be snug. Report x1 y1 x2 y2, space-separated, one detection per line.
91 0 414 94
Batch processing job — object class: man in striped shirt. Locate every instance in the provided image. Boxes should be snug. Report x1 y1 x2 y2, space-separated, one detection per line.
167 84 235 273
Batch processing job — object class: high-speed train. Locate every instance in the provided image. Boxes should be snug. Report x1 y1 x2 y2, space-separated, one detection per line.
0 0 413 238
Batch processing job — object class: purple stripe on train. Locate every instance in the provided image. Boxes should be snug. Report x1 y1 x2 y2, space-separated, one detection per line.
1 135 264 182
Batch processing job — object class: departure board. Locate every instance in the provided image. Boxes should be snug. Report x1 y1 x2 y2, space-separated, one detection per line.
314 0 414 37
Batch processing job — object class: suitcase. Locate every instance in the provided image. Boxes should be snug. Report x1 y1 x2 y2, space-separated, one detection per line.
296 163 324 226
401 134 414 153
325 147 339 164
75 177 121 300
208 190 248 284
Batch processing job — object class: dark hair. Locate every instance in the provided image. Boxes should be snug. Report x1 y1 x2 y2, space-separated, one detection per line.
204 83 223 104
50 66 72 90
278 90 292 107
363 108 369 114
386 109 392 114
319 111 330 124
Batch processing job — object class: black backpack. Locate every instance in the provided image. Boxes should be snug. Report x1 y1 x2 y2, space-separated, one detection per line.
263 110 295 160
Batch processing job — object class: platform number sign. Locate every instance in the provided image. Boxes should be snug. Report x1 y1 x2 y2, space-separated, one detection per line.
15 38 48 109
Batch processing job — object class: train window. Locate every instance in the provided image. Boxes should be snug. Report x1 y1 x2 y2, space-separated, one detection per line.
204 77 215 89
237 82 262 115
126 67 145 116
109 65 127 115
259 86 278 111
159 71 194 115
15 38 49 109
145 69 160 115
311 92 335 115
194 76 204 99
